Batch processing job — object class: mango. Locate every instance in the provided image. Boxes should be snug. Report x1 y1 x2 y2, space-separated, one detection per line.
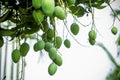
47 29 54 38
48 47 57 60
64 39 71 48
32 0 42 9
48 63 57 75
53 55 63 66
89 38 96 45
70 23 79 35
20 42 30 57
117 36 120 45
111 27 118 35
34 40 45 52
54 6 66 20
55 36 62 49
42 0 55 16
44 42 53 51
12 49 20 63
88 30 96 40
33 10 44 24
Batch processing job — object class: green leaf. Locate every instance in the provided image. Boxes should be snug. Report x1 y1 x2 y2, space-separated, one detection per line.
69 5 85 17
95 5 106 9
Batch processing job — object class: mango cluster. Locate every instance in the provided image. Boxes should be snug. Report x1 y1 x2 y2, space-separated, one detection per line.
32 0 67 25
12 42 30 63
33 39 63 75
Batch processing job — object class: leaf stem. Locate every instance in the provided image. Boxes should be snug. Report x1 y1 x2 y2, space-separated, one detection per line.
63 20 89 47
107 3 120 22
72 15 91 27
97 42 119 67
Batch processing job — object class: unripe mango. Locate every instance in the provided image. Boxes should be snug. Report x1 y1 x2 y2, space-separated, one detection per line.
48 63 57 75
48 47 57 60
34 40 45 52
42 0 55 16
47 29 54 38
44 42 53 51
88 30 96 40
33 10 44 24
20 42 30 57
117 36 120 45
64 39 71 48
32 0 42 9
53 55 63 66
54 6 66 20
111 27 118 35
89 38 96 45
55 36 62 49
12 49 20 63
70 23 79 35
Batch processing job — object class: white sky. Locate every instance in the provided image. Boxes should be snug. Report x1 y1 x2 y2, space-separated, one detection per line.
1 0 120 80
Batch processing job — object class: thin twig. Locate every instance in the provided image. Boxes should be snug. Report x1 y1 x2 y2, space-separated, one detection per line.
63 20 89 47
73 15 91 27
107 3 120 22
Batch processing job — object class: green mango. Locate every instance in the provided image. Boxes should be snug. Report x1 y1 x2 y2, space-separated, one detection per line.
117 36 120 45
20 42 30 57
88 30 96 40
55 36 62 49
32 10 44 24
48 47 57 60
42 0 55 16
32 0 42 9
64 39 71 48
70 23 79 35
44 42 53 51
53 55 63 66
48 63 57 76
111 27 118 35
54 6 67 20
12 49 21 63
89 38 96 45
0 36 4 48
47 29 54 38
34 40 45 52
